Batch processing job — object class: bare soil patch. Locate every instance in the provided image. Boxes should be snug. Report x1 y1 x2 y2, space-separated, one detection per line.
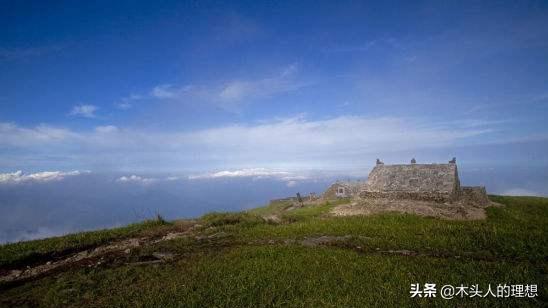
330 198 500 220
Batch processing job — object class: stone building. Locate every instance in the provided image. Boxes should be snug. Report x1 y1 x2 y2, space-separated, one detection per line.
323 181 362 199
360 158 488 204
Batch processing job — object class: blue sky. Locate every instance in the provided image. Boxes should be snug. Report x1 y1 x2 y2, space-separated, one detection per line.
1 0 548 175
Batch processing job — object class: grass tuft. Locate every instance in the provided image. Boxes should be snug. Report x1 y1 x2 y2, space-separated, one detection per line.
200 212 264 227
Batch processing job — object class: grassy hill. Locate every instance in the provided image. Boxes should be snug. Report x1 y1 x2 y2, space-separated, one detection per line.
0 195 547 307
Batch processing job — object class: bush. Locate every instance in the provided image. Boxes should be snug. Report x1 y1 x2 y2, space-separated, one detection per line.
154 213 167 224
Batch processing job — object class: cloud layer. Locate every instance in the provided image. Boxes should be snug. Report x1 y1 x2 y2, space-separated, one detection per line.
120 64 309 112
0 170 85 184
188 168 292 179
501 188 540 196
0 115 505 171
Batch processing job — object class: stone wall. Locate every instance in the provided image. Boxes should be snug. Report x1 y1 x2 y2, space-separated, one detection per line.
359 186 489 204
364 163 460 194
359 190 453 203
460 186 489 205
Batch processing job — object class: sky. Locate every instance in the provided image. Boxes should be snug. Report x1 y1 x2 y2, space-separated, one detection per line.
1 1 548 186
1 1 548 242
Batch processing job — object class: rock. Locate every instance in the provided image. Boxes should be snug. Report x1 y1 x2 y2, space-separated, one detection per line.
207 232 228 239
163 232 187 241
128 238 141 247
11 270 22 277
124 248 131 254
152 252 175 261
262 215 281 224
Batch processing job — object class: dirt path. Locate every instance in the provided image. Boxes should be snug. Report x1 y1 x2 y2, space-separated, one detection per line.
0 227 198 285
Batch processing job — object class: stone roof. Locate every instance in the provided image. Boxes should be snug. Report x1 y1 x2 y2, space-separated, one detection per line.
364 162 460 194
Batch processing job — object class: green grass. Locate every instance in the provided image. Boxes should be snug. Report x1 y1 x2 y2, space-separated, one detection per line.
247 199 294 216
219 196 548 262
2 246 543 307
0 218 171 269
201 211 265 227
0 195 547 307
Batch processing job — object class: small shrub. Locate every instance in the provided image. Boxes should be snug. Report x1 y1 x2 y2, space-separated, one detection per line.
155 213 167 224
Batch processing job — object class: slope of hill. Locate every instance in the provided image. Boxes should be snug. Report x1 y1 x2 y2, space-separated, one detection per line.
0 196 547 307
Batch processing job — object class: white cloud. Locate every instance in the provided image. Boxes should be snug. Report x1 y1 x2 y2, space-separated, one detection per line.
0 170 86 184
188 168 291 179
116 102 132 110
218 81 248 102
112 64 310 113
151 84 178 99
69 104 98 118
188 168 308 187
0 122 76 146
150 84 195 99
116 174 182 184
500 188 540 196
115 94 145 110
0 115 503 171
142 64 310 112
217 64 307 104
116 175 157 184
187 116 493 158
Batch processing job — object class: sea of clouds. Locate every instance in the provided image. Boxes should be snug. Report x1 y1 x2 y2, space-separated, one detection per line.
1 165 547 244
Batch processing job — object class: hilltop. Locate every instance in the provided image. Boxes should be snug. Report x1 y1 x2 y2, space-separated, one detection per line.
0 195 547 307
